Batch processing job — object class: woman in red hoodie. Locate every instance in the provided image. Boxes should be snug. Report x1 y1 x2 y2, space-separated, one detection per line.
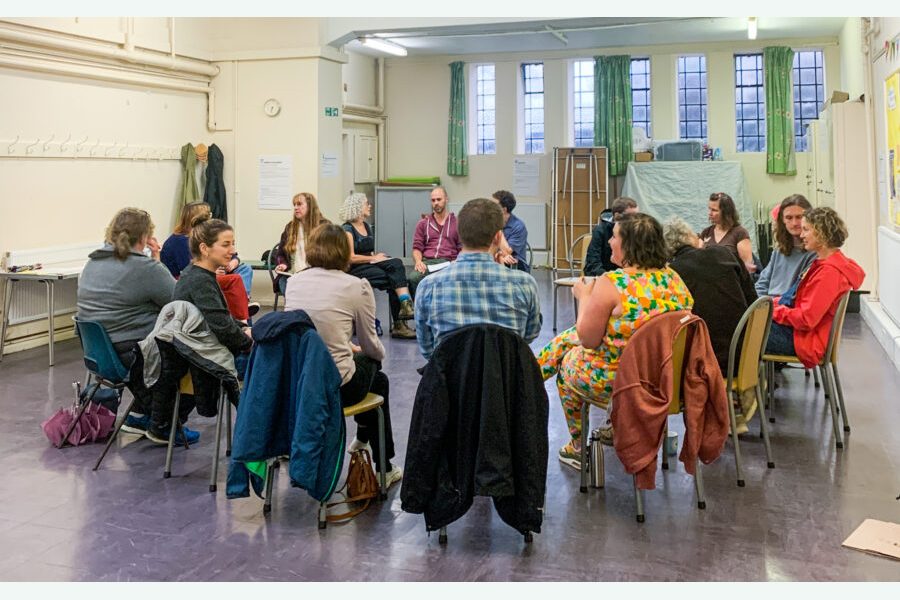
765 207 865 367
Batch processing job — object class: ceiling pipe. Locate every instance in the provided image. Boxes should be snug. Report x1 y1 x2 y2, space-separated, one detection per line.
861 16 881 297
0 50 219 131
344 57 384 116
0 22 218 78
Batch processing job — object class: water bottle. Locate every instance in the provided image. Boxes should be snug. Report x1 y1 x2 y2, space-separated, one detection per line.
713 147 723 161
589 428 605 488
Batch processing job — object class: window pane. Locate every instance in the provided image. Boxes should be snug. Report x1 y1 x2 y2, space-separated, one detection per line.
678 55 706 141
523 62 544 154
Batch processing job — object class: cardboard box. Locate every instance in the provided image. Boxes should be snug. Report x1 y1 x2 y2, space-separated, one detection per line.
634 152 653 162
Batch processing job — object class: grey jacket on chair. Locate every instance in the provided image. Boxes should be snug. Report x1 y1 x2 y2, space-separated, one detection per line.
137 300 237 390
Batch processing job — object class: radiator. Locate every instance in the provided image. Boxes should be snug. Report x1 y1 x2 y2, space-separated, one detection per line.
2 242 100 325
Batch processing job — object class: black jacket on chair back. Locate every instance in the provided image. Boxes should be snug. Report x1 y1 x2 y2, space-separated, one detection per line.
400 324 549 535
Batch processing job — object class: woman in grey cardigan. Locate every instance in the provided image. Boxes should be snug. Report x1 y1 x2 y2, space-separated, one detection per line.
76 207 175 434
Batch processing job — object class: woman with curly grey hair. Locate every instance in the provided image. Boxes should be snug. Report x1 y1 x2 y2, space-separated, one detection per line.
665 217 757 376
341 193 417 339
765 207 864 368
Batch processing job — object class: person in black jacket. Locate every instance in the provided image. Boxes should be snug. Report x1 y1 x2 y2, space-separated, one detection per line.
583 197 639 276
664 217 757 376
146 218 253 444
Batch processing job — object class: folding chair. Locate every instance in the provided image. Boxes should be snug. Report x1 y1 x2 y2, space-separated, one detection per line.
725 297 776 487
65 317 130 449
579 319 706 523
262 392 388 529
762 290 852 449
266 243 284 311
552 232 591 332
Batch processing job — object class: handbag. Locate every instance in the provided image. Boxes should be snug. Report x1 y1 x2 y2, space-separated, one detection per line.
41 382 117 448
325 448 380 522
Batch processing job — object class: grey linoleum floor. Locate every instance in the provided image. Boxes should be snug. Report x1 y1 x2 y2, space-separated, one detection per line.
1 270 899 582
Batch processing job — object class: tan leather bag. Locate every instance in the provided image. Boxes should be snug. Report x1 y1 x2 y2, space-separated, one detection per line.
326 448 380 522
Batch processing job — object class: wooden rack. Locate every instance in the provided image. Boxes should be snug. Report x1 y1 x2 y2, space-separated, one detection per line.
550 147 608 272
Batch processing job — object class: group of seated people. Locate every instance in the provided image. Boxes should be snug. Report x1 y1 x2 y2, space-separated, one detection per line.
75 184 863 489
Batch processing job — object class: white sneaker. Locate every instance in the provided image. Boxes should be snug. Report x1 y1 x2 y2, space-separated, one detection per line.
381 465 403 489
348 437 371 454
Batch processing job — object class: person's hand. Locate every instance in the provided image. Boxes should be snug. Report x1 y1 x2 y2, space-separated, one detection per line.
745 261 757 274
371 252 389 263
274 264 288 273
350 343 362 353
573 276 596 301
215 266 226 275
243 326 253 340
501 254 517 266
415 260 427 274
146 237 162 261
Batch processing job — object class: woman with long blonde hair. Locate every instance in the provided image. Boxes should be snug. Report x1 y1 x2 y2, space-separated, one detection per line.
273 192 328 295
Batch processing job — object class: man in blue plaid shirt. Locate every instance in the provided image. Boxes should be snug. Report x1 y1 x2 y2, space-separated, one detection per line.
414 198 542 359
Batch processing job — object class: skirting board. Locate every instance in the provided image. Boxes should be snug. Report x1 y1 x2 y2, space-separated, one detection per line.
860 297 900 375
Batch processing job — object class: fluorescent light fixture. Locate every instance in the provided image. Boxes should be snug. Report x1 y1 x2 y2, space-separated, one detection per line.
747 17 758 40
358 37 407 57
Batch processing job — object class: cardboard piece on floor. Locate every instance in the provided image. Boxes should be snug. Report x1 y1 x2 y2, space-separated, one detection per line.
842 519 900 561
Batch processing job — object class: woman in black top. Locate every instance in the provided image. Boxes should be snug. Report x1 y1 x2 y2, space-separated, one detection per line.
340 193 416 339
146 219 253 444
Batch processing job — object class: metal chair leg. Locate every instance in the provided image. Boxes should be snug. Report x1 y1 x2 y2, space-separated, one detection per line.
766 362 776 423
819 365 844 449
579 400 589 493
694 459 706 509
830 362 850 432
263 458 277 515
661 421 669 470
727 390 745 487
438 526 448 545
376 406 387 499
164 390 183 479
755 382 775 468
813 365 821 388
318 502 327 529
552 285 559 332
225 393 233 457
633 475 645 523
209 389 225 493
94 393 137 471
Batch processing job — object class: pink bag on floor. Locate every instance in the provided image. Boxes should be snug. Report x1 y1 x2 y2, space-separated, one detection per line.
41 382 117 448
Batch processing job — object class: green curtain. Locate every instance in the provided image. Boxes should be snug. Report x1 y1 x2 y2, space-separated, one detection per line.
594 55 633 177
764 47 796 175
447 61 468 177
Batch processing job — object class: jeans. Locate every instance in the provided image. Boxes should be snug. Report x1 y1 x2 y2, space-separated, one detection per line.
766 322 796 356
233 262 253 299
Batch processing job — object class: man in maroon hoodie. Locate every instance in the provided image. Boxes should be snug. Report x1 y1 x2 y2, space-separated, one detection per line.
765 207 865 368
408 186 462 295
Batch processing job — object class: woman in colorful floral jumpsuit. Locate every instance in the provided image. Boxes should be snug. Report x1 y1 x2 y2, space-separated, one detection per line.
537 213 693 469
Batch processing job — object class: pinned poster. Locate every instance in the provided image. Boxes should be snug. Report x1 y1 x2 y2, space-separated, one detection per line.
258 155 292 210
513 156 541 197
320 152 339 179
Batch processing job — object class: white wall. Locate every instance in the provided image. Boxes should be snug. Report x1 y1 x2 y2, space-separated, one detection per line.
384 37 842 215
839 18 866 100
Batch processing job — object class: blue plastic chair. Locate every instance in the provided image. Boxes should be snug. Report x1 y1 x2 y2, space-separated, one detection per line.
61 317 130 452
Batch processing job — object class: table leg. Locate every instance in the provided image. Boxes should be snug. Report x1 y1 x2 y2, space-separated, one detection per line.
0 279 13 362
46 280 55 367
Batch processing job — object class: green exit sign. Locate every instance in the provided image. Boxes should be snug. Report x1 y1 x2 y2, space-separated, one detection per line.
324 107 340 117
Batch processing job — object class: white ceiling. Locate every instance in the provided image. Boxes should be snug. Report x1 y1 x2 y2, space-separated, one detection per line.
334 17 848 57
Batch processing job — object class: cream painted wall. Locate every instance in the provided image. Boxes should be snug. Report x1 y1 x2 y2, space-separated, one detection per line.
318 58 348 217
839 18 865 100
384 37 842 217
0 70 210 251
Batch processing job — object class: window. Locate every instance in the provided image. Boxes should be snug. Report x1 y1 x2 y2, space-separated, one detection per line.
630 58 651 137
573 60 594 147
734 53 765 152
572 58 652 146
522 62 544 154
793 50 825 151
677 55 707 140
475 64 496 154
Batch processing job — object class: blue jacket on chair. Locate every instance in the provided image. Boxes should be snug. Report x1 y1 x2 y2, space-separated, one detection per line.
227 310 344 502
